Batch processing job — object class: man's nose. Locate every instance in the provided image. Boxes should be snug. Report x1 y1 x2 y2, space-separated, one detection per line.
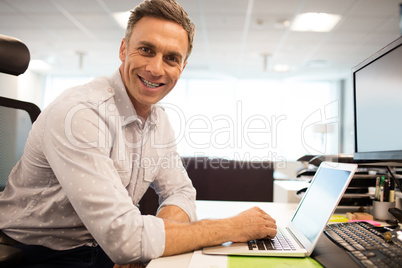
145 55 164 76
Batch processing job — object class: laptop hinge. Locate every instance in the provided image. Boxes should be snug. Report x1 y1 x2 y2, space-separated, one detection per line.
285 227 305 249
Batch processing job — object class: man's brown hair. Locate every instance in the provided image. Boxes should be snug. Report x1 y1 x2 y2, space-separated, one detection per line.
125 0 195 61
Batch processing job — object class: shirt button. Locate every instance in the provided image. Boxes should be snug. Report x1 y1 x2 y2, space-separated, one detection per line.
108 88 114 94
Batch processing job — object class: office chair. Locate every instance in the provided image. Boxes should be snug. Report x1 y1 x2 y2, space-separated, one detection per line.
0 96 40 190
0 34 41 265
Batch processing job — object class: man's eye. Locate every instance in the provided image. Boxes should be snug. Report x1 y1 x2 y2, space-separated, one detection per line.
166 56 179 63
140 47 152 54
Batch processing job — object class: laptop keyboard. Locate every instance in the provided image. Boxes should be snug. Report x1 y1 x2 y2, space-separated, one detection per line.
325 222 402 268
248 229 297 251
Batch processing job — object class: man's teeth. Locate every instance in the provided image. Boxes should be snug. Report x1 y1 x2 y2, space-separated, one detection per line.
141 78 161 88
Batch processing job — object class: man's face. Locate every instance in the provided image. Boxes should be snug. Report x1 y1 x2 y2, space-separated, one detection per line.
119 16 188 118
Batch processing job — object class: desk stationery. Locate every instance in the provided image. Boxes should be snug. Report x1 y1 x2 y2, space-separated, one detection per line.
148 201 361 268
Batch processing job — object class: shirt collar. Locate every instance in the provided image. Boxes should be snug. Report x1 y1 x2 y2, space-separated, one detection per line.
108 70 158 127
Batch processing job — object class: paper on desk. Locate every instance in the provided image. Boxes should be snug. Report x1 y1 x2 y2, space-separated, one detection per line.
188 250 227 268
228 256 323 268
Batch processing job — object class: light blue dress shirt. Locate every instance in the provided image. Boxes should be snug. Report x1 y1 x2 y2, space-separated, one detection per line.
0 70 197 263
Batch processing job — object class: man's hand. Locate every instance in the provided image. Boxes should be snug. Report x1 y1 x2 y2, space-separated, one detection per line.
229 206 277 242
162 206 277 257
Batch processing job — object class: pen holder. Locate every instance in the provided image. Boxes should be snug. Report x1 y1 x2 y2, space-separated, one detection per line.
372 200 395 221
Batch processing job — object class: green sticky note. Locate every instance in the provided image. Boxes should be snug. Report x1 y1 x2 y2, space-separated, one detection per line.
228 256 323 268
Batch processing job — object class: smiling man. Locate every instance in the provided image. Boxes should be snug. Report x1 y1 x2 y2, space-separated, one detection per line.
0 0 276 267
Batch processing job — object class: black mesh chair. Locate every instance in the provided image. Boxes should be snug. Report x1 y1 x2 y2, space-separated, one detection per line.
0 96 40 191
0 34 40 265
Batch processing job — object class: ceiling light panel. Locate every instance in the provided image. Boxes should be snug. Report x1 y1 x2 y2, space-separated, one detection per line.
291 13 341 32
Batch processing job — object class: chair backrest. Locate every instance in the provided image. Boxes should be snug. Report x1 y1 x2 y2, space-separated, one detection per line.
0 97 40 190
0 35 41 191
0 34 30 76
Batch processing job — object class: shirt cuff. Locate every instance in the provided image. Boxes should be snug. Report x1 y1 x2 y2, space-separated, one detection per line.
140 215 166 262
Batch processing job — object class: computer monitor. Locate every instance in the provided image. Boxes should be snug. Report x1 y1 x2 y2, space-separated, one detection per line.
353 36 402 165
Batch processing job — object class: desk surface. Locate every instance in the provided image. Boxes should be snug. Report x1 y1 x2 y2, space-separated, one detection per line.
148 201 358 268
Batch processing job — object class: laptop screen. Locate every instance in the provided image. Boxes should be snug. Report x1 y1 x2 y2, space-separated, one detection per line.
291 167 352 243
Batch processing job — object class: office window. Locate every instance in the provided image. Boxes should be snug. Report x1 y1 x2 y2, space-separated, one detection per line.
163 79 339 161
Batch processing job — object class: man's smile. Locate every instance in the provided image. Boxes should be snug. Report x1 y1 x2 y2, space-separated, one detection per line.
139 76 164 89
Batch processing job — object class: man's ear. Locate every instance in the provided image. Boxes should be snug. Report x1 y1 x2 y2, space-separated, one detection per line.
182 61 188 72
119 38 126 62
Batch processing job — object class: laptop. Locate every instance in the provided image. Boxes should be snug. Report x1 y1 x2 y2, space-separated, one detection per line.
203 161 358 257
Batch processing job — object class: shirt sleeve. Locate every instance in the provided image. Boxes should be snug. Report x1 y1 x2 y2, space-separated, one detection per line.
41 99 165 263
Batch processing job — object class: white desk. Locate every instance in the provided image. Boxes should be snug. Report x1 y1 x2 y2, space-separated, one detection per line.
148 201 299 268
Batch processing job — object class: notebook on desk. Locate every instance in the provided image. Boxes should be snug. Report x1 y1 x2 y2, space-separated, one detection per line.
203 161 358 257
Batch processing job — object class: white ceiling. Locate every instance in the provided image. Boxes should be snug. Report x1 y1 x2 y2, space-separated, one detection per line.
0 0 401 81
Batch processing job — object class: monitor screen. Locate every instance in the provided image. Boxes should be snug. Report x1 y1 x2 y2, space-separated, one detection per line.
353 36 402 163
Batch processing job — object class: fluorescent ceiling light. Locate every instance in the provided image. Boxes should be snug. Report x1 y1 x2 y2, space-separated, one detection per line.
113 11 130 29
291 13 341 32
29 60 51 71
272 64 290 72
